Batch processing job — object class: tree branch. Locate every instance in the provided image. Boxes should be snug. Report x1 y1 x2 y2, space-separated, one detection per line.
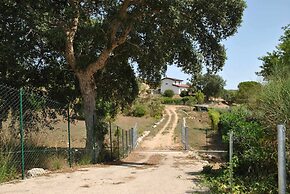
85 0 136 75
65 0 79 72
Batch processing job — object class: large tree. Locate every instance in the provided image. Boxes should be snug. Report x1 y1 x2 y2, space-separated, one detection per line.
194 73 226 99
236 81 262 104
0 0 246 159
258 25 290 80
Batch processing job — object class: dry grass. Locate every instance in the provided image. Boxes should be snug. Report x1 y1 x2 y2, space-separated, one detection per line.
175 107 223 150
114 115 157 134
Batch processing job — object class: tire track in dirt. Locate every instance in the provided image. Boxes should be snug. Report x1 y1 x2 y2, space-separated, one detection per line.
0 105 210 194
139 105 177 150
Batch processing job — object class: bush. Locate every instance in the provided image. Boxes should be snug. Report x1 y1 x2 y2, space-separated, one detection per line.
185 96 197 106
132 104 147 117
208 109 220 130
0 152 17 183
179 90 188 97
258 76 290 128
161 97 183 105
148 99 164 119
163 89 174 98
205 106 278 193
195 90 205 104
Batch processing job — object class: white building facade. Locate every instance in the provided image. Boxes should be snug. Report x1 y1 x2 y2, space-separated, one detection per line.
160 77 189 95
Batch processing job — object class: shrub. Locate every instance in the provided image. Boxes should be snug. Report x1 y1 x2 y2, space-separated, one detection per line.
148 99 164 119
205 106 278 193
132 104 147 117
185 96 197 106
195 90 205 104
179 90 188 97
208 109 220 130
163 89 174 98
0 152 17 183
161 97 183 105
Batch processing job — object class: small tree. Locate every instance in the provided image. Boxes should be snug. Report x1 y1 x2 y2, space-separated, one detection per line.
195 90 205 104
163 90 175 98
193 74 226 100
180 90 188 97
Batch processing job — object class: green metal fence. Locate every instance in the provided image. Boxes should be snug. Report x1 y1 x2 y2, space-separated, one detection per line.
0 84 138 182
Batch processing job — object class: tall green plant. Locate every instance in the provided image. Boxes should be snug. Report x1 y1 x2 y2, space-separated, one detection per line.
0 152 17 183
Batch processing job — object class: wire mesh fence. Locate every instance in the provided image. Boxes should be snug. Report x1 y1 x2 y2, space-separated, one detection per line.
0 84 138 182
181 118 224 151
105 123 138 160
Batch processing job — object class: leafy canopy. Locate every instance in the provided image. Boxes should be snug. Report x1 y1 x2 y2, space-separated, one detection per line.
0 0 246 90
195 74 226 99
258 25 290 80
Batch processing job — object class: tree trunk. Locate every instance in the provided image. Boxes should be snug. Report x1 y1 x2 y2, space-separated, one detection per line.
77 72 101 163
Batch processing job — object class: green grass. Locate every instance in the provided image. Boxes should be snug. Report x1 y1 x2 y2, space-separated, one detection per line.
0 152 18 183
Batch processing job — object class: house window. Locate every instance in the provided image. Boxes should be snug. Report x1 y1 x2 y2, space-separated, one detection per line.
165 83 168 85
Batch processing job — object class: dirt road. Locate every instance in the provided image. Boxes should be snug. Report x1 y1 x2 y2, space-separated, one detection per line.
0 105 209 194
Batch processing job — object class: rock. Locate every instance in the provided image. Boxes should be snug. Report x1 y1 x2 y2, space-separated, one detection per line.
26 168 48 178
187 151 201 160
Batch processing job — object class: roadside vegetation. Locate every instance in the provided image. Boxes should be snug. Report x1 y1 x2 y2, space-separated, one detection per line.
202 25 290 193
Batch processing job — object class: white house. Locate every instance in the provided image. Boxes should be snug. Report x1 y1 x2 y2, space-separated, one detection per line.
160 77 189 95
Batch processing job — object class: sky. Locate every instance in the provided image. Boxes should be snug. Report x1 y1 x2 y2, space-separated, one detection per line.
166 0 290 89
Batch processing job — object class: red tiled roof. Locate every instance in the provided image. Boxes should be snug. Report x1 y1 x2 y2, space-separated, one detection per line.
172 83 190 88
162 77 183 82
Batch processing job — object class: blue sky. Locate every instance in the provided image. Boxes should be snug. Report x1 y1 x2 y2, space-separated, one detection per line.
166 0 290 89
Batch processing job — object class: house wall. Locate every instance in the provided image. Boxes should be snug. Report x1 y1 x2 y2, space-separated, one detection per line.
161 78 180 94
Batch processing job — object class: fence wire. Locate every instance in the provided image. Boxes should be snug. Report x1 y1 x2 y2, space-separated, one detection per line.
0 84 138 183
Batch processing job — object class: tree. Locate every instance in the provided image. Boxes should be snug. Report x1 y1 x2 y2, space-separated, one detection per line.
258 25 290 80
236 81 262 104
196 74 226 100
195 90 205 104
163 89 175 98
222 89 237 104
0 0 246 160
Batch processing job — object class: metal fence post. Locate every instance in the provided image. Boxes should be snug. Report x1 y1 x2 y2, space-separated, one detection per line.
121 129 124 157
229 130 233 191
19 88 25 179
131 128 134 150
185 127 188 150
92 114 96 164
67 105 72 167
125 130 128 154
117 126 120 159
277 124 286 194
109 122 113 160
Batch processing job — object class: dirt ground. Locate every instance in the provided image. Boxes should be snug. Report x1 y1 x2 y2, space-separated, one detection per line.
0 105 210 194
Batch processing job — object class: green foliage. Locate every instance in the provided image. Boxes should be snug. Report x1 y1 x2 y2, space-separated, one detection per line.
132 104 147 117
195 90 205 104
161 97 183 105
179 90 188 97
258 74 290 127
222 89 237 104
203 161 276 193
147 99 164 119
184 96 197 106
0 152 17 183
0 0 246 89
211 106 278 193
208 109 220 130
258 25 290 80
163 89 175 98
235 81 262 105
194 74 226 99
